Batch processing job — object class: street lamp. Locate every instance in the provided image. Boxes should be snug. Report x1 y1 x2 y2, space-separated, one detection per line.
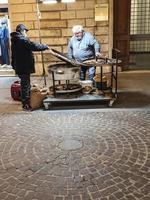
62 0 75 2
0 0 8 3
42 0 75 3
43 0 57 3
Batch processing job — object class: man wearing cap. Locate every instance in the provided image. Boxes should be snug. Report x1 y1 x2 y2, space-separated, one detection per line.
10 24 49 111
68 25 101 81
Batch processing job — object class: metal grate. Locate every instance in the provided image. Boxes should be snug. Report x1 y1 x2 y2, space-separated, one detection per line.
130 0 150 68
130 0 150 35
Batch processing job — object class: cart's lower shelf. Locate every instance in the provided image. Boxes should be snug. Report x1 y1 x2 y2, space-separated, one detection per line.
43 94 115 110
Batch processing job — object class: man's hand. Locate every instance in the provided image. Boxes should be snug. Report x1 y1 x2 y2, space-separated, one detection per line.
95 52 102 58
70 59 77 65
95 52 108 60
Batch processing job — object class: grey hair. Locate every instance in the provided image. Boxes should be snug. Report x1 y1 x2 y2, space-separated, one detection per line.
72 25 84 33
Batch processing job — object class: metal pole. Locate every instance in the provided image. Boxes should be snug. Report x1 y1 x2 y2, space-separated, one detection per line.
36 0 47 86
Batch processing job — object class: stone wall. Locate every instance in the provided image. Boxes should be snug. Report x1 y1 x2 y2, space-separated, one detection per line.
9 0 111 75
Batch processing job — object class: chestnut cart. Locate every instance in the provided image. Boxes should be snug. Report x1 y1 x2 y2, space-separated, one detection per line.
43 49 120 110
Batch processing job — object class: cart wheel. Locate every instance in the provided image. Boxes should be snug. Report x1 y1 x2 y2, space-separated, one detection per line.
108 99 115 107
44 103 49 110
114 93 118 99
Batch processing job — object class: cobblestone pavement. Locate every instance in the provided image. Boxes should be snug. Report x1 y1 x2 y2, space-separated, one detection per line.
0 110 150 200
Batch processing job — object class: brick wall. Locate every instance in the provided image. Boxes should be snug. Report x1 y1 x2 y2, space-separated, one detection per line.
9 0 110 75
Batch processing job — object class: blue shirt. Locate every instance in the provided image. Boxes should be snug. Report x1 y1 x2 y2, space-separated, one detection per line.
68 32 101 62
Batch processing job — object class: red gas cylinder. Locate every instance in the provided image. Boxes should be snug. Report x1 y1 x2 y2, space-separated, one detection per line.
11 81 21 101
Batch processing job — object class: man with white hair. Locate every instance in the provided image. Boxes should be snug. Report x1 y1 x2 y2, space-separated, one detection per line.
68 25 101 81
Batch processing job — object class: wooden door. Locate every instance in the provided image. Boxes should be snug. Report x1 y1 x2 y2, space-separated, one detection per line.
113 0 131 70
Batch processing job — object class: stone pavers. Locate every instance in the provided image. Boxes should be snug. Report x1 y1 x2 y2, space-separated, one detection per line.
0 110 150 200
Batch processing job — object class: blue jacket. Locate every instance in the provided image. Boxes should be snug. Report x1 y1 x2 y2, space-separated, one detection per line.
10 32 48 75
68 32 101 62
0 26 10 64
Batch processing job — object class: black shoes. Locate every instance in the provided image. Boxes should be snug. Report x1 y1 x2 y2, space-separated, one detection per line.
22 104 33 111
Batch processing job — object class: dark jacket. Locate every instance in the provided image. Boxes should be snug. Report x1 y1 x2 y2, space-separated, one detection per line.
10 32 48 75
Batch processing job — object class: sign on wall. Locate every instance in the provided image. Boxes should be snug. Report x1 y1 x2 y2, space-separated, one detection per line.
95 4 109 21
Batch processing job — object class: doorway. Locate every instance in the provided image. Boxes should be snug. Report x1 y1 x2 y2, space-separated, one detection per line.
129 0 150 70
113 0 131 70
113 0 150 70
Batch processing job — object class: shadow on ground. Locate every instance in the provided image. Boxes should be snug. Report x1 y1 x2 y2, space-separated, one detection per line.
113 91 150 108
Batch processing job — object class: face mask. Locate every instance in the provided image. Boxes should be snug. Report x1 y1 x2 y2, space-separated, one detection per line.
21 30 27 37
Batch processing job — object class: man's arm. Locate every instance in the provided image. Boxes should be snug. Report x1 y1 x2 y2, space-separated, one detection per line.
67 39 74 60
89 34 101 54
21 38 49 51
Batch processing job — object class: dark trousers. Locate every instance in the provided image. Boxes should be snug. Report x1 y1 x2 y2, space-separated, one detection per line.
18 74 31 106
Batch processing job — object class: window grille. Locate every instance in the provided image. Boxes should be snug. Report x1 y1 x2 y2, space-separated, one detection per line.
130 0 150 68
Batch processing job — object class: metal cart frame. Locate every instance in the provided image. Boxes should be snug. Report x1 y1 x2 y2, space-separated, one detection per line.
43 49 120 109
